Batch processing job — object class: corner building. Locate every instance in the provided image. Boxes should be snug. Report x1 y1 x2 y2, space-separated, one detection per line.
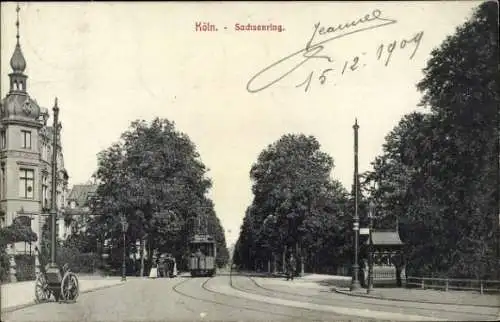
0 18 69 254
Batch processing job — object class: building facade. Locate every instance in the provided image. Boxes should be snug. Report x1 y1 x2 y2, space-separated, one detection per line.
0 11 69 255
62 183 98 240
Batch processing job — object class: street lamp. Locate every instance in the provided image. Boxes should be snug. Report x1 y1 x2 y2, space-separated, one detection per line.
49 98 59 269
351 118 361 291
367 200 375 294
120 214 129 282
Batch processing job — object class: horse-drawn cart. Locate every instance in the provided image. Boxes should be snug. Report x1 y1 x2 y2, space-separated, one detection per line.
35 263 79 303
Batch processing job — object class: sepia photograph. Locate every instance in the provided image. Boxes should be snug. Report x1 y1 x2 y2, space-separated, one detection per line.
0 1 498 321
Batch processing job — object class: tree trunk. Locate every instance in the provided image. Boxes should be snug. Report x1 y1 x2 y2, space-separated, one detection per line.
282 249 286 273
139 238 145 277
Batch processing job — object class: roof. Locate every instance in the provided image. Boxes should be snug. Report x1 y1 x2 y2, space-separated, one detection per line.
366 231 403 246
1 93 41 120
10 43 27 72
67 184 97 207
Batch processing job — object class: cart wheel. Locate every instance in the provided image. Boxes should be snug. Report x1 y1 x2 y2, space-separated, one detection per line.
61 272 79 302
34 274 51 303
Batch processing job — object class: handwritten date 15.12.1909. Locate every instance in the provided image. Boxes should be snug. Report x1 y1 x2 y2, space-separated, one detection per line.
296 30 424 92
246 9 426 94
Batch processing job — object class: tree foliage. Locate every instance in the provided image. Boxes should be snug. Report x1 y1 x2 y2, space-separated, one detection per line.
235 3 498 278
234 134 351 273
86 118 229 272
0 222 37 247
0 221 38 282
365 2 499 279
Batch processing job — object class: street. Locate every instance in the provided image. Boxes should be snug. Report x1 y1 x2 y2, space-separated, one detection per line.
2 272 498 322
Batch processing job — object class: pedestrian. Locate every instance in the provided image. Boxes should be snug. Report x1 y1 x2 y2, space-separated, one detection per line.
286 253 296 281
195 248 204 269
172 258 178 277
149 255 159 279
166 254 172 278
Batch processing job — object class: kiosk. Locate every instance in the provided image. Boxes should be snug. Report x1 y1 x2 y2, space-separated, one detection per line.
364 230 405 288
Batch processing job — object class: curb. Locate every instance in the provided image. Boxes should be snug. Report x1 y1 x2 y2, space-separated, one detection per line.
1 281 125 314
333 288 499 308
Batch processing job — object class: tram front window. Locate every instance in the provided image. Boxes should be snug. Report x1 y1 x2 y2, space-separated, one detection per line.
190 243 214 256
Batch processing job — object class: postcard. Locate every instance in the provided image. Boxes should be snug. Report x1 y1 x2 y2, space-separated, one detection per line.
1 2 498 321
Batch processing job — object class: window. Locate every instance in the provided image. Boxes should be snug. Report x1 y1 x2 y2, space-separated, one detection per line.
21 130 31 149
1 130 6 149
1 166 5 199
42 176 48 208
19 168 34 199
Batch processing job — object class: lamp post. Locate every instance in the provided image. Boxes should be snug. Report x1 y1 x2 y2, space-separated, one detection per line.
351 119 361 291
120 214 129 281
367 200 375 294
49 98 59 268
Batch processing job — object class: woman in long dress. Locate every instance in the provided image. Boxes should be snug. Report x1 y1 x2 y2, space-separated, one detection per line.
149 258 159 278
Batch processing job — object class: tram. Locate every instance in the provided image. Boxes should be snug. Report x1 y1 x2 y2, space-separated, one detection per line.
188 234 217 277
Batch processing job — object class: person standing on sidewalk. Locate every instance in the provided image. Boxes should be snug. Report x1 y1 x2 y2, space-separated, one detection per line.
286 253 296 281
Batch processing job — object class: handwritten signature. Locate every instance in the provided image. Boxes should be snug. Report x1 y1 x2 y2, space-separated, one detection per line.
247 9 419 93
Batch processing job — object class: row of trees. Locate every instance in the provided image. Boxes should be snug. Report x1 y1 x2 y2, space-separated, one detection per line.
234 2 498 279
233 134 355 274
67 118 229 274
365 2 498 279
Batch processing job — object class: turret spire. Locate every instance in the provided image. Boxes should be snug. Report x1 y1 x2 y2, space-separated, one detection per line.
10 3 26 73
9 3 28 93
16 3 20 44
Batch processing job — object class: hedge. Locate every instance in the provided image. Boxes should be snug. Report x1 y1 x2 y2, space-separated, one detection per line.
0 246 9 282
14 254 35 281
56 247 99 274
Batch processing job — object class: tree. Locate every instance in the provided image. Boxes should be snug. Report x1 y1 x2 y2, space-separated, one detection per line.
235 134 350 273
416 1 498 279
90 118 229 274
365 2 499 279
234 207 258 270
206 210 230 267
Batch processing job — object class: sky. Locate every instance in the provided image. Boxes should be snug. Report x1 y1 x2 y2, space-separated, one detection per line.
1 1 481 246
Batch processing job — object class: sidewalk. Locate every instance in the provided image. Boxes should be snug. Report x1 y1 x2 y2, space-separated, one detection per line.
334 286 500 307
241 272 500 307
0 276 124 312
215 277 439 321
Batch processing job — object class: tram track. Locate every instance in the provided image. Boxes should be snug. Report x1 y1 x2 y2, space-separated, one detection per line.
171 272 497 321
243 275 499 320
171 274 343 320
172 276 304 319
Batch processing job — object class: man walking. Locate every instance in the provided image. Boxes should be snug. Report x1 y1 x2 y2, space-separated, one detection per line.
286 253 296 281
